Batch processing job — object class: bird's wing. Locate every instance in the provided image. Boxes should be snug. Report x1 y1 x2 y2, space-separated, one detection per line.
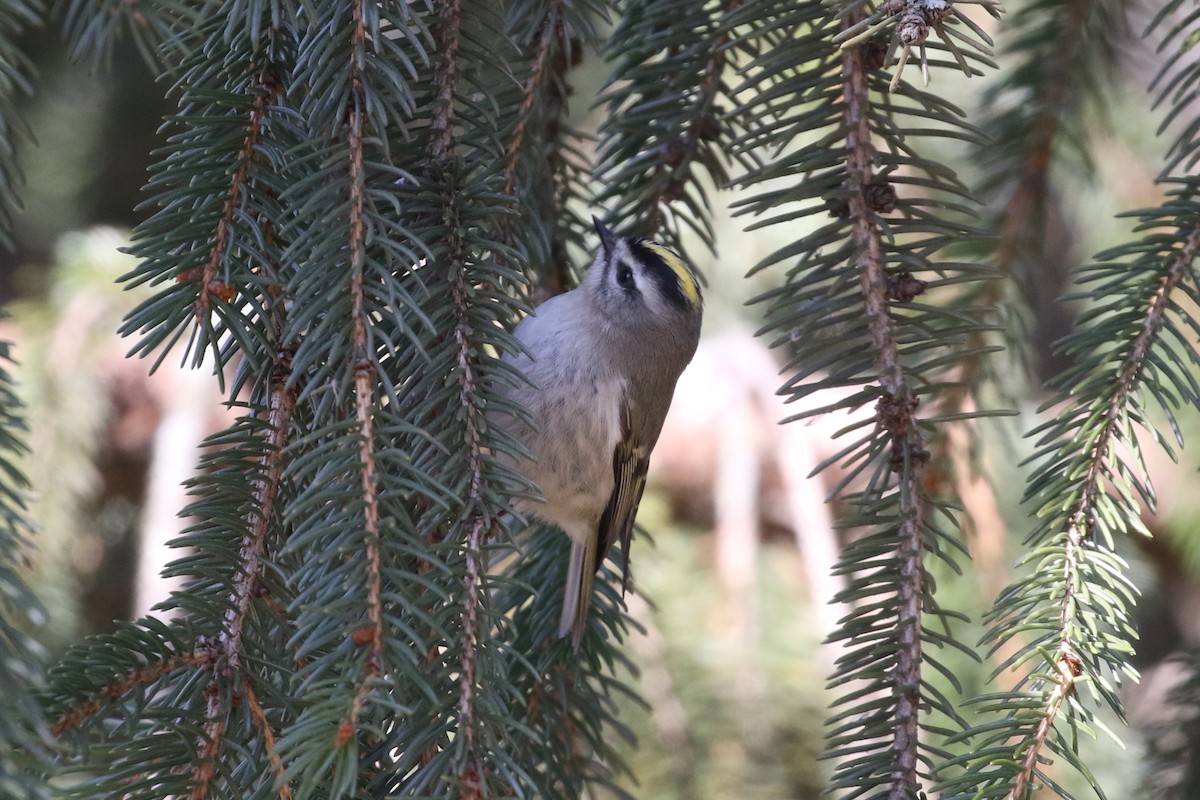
596 397 651 594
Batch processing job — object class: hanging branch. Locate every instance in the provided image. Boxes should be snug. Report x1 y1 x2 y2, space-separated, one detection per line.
500 4 561 199
0 335 49 798
121 41 290 376
985 0 1126 294
938 204 1200 798
222 348 298 677
499 0 565 295
594 0 743 253
265 0 442 788
186 328 298 800
502 0 603 297
427 0 491 786
938 0 1200 790
342 0 387 731
841 11 929 794
922 0 1126 577
430 0 461 162
57 0 196 69
187 75 279 327
0 0 39 251
51 648 213 738
47 6 308 798
945 0 1131 422
242 679 293 800
726 0 999 795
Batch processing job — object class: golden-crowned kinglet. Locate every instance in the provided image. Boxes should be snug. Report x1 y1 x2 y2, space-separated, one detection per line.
498 218 703 646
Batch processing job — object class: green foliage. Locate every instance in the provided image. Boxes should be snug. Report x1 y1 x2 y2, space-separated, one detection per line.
505 0 606 295
0 0 41 251
56 0 202 69
933 0 1200 796
0 336 50 800
593 0 741 257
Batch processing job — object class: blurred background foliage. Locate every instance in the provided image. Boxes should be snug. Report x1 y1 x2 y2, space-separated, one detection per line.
5 0 1200 797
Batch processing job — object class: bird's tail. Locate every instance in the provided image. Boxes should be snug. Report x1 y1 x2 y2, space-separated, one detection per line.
559 538 596 648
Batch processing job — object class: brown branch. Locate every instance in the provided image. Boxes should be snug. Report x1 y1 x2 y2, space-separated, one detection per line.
930 0 1095 473
430 0 462 162
184 372 295 797
1008 225 1200 799
186 272 296 798
243 676 294 800
181 70 283 319
189 679 227 800
993 0 1091 279
431 0 489 791
495 1 575 298
500 4 562 199
344 0 386 730
58 43 301 800
51 650 213 737
639 0 741 239
841 11 928 800
1007 603 1081 799
223 351 298 673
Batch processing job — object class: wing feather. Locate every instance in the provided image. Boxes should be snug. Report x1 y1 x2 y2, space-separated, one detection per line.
596 398 651 593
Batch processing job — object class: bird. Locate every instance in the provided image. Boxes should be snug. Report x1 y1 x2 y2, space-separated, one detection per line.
495 217 703 647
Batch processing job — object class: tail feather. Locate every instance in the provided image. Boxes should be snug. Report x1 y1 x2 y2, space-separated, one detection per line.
559 538 597 647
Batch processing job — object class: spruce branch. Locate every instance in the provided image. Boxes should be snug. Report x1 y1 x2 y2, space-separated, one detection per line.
51 647 214 738
938 0 1200 790
501 0 601 298
430 0 461 162
54 219 299 800
982 0 1126 303
499 0 569 295
992 221 1196 800
343 0 386 733
185 333 297 800
841 12 929 796
188 70 282 329
57 0 198 69
241 678 293 800
51 6 310 796
0 335 48 800
120 14 297 376
223 348 298 677
729 0 997 796
428 0 490 784
190 678 227 800
595 0 744 252
0 0 39 251
501 3 562 200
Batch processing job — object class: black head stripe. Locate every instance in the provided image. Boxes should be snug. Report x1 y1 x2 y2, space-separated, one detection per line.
628 240 690 311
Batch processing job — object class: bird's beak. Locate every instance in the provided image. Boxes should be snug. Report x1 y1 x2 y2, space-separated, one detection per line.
593 216 617 258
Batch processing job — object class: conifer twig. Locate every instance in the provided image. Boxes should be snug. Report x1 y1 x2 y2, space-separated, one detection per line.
1009 226 1200 796
501 3 562 199
841 11 928 797
431 1 491 790
243 676 294 800
343 0 386 733
52 650 214 737
185 71 281 321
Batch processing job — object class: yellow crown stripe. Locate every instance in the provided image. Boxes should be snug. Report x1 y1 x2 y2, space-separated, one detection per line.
642 241 702 308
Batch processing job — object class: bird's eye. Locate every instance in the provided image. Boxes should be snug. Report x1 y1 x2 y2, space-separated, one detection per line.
617 265 635 288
